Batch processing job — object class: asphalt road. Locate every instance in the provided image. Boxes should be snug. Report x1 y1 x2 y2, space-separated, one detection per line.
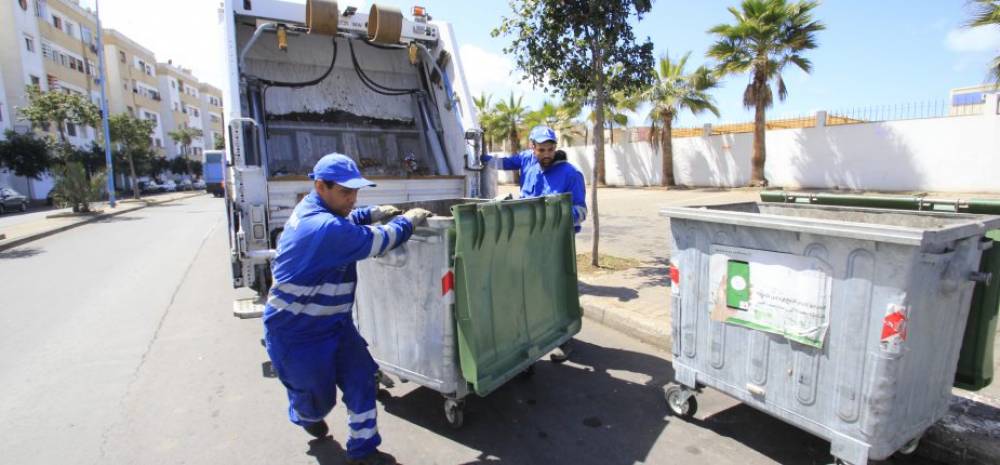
0 195 943 465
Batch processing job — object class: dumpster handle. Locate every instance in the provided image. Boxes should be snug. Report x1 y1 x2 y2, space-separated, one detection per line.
969 271 992 286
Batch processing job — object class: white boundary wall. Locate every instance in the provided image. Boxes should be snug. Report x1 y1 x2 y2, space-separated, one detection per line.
499 95 1000 193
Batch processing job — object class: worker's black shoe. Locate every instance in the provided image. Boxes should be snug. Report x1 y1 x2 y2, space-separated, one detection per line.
303 420 329 439
346 450 397 465
550 340 574 363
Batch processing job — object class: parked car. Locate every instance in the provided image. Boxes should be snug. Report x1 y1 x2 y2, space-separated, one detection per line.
193 179 207 190
161 180 178 192
178 179 194 191
140 180 163 194
0 187 29 214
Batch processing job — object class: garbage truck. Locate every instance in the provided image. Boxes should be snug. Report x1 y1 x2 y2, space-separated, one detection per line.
218 0 580 426
218 0 492 306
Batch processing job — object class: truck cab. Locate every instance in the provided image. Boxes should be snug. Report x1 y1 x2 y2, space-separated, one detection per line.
219 0 491 304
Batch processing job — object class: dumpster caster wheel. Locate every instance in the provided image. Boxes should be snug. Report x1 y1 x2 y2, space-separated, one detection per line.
664 385 698 418
898 437 920 455
519 364 535 379
444 399 464 429
376 370 395 389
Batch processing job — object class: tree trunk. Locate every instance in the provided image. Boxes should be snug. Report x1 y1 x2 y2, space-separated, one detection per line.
751 77 767 186
661 116 675 187
591 45 606 268
127 151 141 199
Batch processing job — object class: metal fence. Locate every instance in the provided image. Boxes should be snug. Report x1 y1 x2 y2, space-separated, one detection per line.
672 100 987 137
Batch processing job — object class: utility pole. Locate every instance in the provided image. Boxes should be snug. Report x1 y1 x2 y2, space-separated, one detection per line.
95 0 116 207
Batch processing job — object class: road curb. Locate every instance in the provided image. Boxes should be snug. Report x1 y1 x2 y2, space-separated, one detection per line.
0 193 205 252
581 303 670 349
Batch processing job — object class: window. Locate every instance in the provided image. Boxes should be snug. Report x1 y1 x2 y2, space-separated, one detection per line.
0 104 4 123
170 80 177 89
66 122 76 137
82 27 92 45
192 108 200 117
127 106 133 115
64 21 74 38
35 0 44 17
119 50 126 63
30 75 40 87
52 14 61 30
41 41 51 59
155 138 162 148
24 35 35 53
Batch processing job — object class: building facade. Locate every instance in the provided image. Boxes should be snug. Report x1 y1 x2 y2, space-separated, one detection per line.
0 0 223 200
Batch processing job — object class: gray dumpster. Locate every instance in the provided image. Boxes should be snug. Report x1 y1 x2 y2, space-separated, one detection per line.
660 202 1000 465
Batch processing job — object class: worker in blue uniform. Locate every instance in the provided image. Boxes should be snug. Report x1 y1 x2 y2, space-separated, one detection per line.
263 153 431 465
482 125 587 362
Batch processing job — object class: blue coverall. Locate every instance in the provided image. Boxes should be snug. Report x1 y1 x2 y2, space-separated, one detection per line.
489 150 588 232
263 191 413 459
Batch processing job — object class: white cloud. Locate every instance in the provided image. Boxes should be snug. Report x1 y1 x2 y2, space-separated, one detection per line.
946 27 1000 53
457 44 548 104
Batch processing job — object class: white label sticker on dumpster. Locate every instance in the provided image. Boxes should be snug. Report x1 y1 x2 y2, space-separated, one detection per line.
708 245 833 348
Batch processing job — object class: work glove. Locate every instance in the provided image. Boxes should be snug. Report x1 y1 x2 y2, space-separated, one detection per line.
402 208 433 226
371 205 402 222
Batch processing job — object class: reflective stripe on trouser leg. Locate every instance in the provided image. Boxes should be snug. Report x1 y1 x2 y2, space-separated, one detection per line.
336 326 382 459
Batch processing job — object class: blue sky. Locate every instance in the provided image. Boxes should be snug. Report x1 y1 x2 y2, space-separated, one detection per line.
88 0 1000 128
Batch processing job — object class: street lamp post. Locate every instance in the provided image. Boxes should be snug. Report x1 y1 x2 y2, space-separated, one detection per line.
94 0 116 207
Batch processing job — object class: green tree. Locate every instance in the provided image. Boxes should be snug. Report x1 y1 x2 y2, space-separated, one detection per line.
148 155 170 178
707 0 825 186
17 85 100 149
167 126 204 159
213 132 225 150
50 162 107 213
643 52 720 186
189 160 204 178
966 0 1000 83
495 0 655 267
65 141 108 180
492 93 530 152
169 156 191 176
109 114 156 199
0 130 54 181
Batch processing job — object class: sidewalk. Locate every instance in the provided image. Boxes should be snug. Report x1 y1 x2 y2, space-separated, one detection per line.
0 191 205 252
559 187 1000 465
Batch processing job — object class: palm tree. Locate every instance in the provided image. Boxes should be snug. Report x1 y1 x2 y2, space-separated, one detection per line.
588 90 640 144
492 93 530 152
643 52 721 187
966 0 1000 84
707 0 825 186
168 126 204 160
473 92 498 152
525 100 586 146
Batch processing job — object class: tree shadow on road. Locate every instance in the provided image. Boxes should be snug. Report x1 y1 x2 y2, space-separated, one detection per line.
378 339 673 465
577 281 640 302
0 247 44 260
94 215 145 223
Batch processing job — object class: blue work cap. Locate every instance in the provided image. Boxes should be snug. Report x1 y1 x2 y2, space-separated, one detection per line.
308 153 376 189
529 126 557 143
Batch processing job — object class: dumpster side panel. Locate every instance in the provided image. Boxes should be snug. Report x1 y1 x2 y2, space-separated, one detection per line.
669 214 985 462
355 224 463 395
453 195 582 397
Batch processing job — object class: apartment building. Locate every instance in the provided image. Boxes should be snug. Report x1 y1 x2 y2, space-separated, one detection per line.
103 28 165 154
199 82 224 151
0 0 223 200
157 61 206 161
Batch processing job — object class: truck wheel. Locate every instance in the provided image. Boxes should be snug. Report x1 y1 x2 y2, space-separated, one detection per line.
897 436 921 455
20 202 27 212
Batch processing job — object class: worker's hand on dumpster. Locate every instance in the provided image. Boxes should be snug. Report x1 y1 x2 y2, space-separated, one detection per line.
371 205 402 221
403 208 433 226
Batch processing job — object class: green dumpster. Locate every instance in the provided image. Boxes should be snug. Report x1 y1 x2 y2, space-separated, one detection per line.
761 191 1000 390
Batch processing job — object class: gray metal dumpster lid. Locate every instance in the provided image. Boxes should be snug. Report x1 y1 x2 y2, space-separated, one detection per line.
660 202 1000 247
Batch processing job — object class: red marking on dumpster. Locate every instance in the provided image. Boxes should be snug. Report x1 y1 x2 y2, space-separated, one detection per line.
881 310 907 341
669 266 680 285
442 271 455 296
